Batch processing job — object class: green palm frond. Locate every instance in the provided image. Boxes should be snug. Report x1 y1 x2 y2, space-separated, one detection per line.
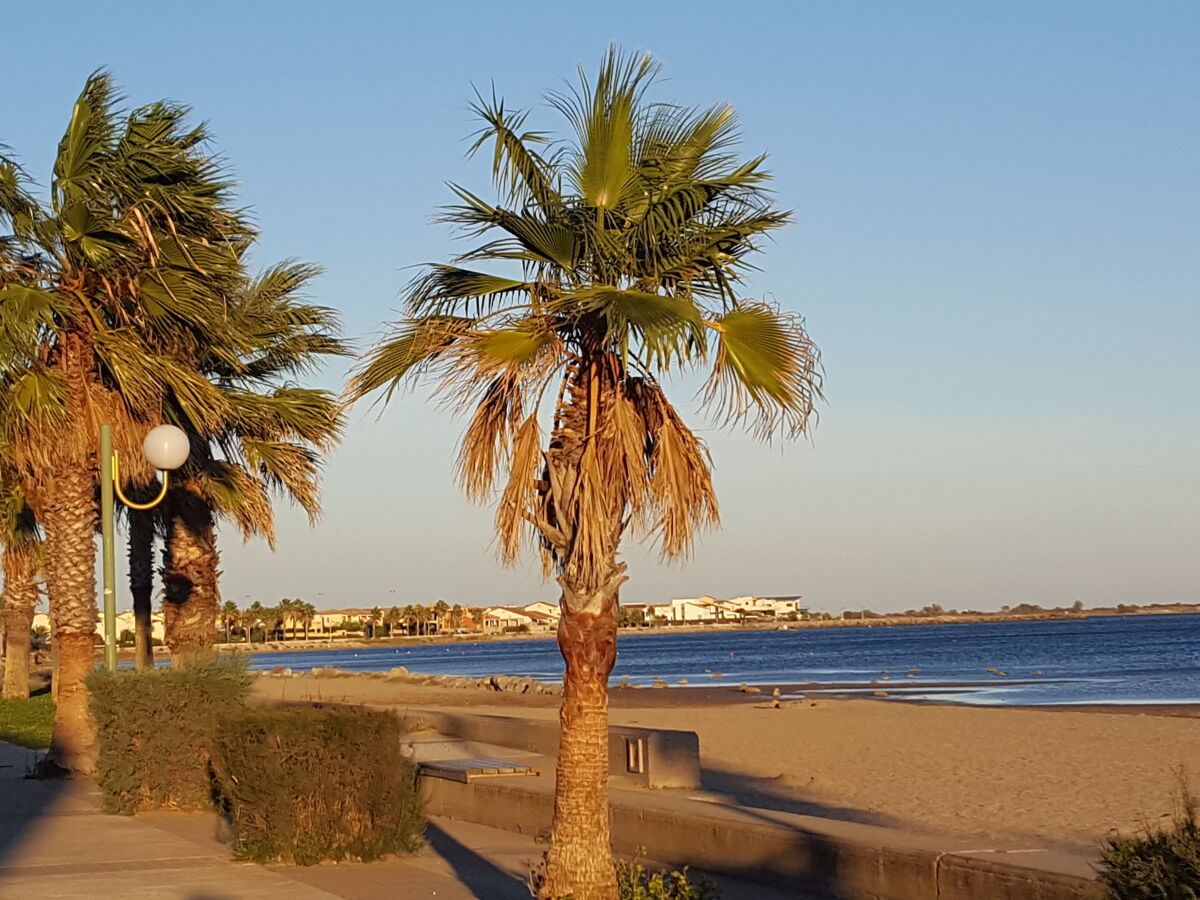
348 315 474 404
239 439 322 521
557 287 706 370
703 303 823 439
550 46 660 211
466 89 560 210
52 70 120 209
197 460 276 546
443 186 579 269
408 264 529 317
225 386 343 448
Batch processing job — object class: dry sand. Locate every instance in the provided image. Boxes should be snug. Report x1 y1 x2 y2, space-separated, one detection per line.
255 674 1200 852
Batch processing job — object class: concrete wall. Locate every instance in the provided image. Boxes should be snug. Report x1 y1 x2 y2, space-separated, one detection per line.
406 708 700 790
420 777 1102 900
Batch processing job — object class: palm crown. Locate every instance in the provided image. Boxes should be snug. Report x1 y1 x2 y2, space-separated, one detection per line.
351 48 821 593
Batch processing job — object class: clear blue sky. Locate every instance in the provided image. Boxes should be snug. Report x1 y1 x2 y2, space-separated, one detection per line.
6 1 1197 612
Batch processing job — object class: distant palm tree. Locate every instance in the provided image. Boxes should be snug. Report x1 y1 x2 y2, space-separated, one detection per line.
298 601 315 641
384 605 402 637
450 604 464 631
433 600 450 633
246 601 267 642
1 467 42 699
367 606 382 639
219 600 240 643
349 49 820 899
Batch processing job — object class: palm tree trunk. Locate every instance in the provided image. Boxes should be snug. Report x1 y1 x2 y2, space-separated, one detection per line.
541 571 623 900
161 480 219 667
539 371 625 900
128 507 155 670
1 547 38 700
42 459 99 773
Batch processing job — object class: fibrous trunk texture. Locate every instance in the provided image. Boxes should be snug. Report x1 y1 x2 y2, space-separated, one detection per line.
1 547 38 700
128 508 155 669
540 593 621 900
42 460 99 773
161 479 219 667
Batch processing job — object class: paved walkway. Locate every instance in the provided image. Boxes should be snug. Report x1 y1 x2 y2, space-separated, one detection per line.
0 741 789 900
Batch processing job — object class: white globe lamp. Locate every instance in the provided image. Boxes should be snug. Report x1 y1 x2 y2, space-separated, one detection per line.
142 424 191 471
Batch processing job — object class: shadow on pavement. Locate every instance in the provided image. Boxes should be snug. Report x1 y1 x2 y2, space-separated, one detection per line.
424 820 532 899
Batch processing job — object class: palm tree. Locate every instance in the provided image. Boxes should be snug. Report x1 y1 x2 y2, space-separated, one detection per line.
219 600 240 643
0 74 250 770
433 599 450 634
450 604 464 631
246 600 267 642
1 470 42 699
349 49 821 899
366 606 382 640
156 263 345 663
126 503 158 668
298 601 315 641
384 605 402 637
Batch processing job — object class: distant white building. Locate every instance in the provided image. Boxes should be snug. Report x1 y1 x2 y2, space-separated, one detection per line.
483 606 556 632
723 595 807 617
524 601 561 620
669 597 720 622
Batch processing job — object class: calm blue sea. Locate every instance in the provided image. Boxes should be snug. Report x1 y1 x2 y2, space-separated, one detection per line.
246 613 1200 706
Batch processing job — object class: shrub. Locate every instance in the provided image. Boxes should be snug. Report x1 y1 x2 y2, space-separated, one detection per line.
1098 785 1200 898
211 705 423 864
530 855 721 900
87 658 251 814
617 859 720 900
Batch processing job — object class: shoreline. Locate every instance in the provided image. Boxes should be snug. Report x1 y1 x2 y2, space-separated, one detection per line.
189 604 1200 658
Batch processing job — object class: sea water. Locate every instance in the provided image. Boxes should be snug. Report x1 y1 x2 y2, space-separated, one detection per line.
247 612 1200 706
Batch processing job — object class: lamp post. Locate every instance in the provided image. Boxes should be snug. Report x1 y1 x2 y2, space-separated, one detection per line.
99 423 190 672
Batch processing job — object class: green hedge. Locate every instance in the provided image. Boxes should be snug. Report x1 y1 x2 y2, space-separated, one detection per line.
86 659 252 814
1099 787 1200 898
211 705 423 864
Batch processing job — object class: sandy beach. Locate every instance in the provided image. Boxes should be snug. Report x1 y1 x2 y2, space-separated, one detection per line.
254 672 1200 854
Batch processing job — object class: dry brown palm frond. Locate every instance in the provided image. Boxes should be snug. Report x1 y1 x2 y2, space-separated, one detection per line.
198 462 275 548
602 379 650 527
494 412 543 562
638 381 719 559
456 375 526 501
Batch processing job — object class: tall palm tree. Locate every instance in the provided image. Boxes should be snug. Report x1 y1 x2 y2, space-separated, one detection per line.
1 469 42 699
349 49 821 899
155 263 344 663
0 74 250 770
367 606 382 639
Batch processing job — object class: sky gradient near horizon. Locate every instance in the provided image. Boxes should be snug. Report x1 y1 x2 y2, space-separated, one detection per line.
5 1 1197 613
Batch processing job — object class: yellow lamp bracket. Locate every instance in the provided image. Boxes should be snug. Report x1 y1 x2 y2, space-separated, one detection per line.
111 450 170 510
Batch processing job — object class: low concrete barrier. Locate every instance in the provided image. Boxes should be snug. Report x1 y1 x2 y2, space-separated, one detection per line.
405 708 700 790
420 776 1102 900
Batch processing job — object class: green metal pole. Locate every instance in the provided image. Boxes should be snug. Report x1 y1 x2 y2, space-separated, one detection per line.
100 424 117 672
